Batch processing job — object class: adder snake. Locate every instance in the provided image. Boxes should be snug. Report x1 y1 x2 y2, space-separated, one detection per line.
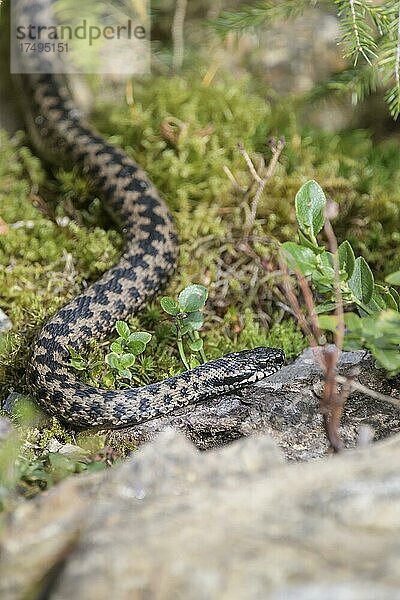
12 0 284 428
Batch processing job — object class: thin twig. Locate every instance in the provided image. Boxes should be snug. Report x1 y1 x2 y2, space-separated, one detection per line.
336 374 400 411
279 203 350 451
172 0 188 72
238 143 264 184
238 138 285 234
223 165 247 193
349 0 371 65
324 204 345 353
321 347 345 452
319 202 346 451
297 274 323 345
279 259 315 342
278 255 327 371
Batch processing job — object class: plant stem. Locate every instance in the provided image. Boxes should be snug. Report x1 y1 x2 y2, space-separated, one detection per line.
239 137 285 235
177 335 190 370
191 330 207 363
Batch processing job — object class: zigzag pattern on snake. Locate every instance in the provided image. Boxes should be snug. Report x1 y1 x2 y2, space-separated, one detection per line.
13 0 285 429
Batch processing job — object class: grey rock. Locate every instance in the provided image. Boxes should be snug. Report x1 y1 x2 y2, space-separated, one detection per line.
1 429 400 599
0 416 13 441
258 347 366 385
0 309 12 333
257 11 344 95
2 392 24 414
47 439 90 459
270 584 400 600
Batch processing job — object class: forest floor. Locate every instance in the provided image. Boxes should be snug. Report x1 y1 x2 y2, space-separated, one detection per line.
1 68 400 510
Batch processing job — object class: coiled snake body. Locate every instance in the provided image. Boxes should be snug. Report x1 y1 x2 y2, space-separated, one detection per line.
13 0 284 429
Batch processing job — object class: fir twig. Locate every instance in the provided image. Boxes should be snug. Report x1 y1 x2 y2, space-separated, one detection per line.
209 0 400 119
210 0 314 37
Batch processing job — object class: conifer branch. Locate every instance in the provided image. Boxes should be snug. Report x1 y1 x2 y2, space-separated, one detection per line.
209 0 400 119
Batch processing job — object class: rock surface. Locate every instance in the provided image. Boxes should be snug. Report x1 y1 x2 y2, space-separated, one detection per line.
0 309 12 333
108 348 400 461
2 349 400 599
1 428 400 599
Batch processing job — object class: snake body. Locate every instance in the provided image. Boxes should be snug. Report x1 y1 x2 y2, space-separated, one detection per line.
13 0 284 429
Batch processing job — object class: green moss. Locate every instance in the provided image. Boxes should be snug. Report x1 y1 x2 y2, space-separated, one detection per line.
0 132 124 400
33 417 73 448
203 308 306 360
0 401 117 510
93 77 400 275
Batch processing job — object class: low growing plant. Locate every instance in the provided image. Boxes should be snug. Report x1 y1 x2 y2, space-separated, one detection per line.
282 180 400 374
68 285 209 385
69 321 152 387
160 284 208 370
105 321 152 381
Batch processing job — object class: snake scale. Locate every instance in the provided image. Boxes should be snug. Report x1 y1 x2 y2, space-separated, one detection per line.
12 0 284 429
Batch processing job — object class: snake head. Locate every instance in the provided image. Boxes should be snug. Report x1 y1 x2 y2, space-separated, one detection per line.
212 346 285 394
230 346 285 377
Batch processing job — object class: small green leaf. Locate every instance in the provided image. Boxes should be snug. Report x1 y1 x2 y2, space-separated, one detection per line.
118 353 135 369
188 338 203 352
314 302 338 314
361 284 388 314
312 254 335 291
311 270 334 292
317 315 339 333
115 321 130 339
390 287 400 310
344 312 361 331
102 372 115 388
189 356 201 368
371 310 400 345
110 341 124 354
358 311 400 353
70 360 86 371
128 332 152 345
68 347 86 371
178 321 191 335
119 369 132 380
295 180 326 241
298 229 325 253
348 257 374 305
68 346 80 359
160 296 179 316
385 271 400 286
48 453 76 475
183 311 204 331
338 240 355 279
320 252 334 270
378 286 398 311
127 340 146 355
178 284 208 312
319 312 361 333
281 242 317 276
105 352 121 370
369 347 400 374
343 338 364 351
86 462 107 473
